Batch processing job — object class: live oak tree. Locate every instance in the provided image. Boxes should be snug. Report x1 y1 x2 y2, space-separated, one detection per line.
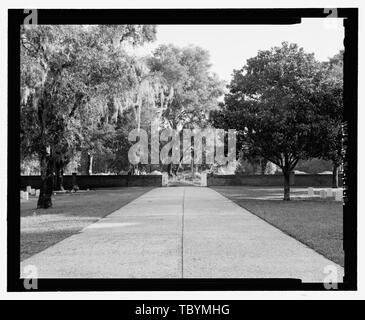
21 25 157 208
148 44 225 175
70 44 225 177
21 25 86 207
211 42 324 200
78 52 170 175
149 44 224 129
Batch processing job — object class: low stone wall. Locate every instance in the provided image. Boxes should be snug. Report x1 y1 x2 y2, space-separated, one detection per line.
20 175 162 190
207 174 342 187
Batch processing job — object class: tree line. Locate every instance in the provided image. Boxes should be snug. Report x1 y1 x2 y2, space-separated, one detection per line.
21 25 343 205
20 25 224 208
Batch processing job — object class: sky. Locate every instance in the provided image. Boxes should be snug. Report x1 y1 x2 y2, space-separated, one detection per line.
135 18 344 83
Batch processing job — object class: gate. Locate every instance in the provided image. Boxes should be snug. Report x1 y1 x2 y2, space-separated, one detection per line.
162 172 207 187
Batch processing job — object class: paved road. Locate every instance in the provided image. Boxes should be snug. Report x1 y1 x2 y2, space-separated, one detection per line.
20 187 344 282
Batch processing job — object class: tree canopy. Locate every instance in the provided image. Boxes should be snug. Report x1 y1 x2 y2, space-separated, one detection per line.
314 51 344 187
20 26 225 207
20 25 158 207
210 42 342 200
148 44 225 129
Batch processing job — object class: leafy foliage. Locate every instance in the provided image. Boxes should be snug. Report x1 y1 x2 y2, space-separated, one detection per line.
148 44 225 129
314 51 344 166
210 42 339 199
20 25 158 207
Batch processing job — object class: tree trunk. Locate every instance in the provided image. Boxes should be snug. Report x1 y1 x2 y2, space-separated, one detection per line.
172 165 178 176
81 150 88 175
332 164 339 188
252 162 258 175
260 159 268 174
81 150 93 175
37 155 54 209
167 163 173 177
88 154 93 175
54 162 65 191
283 170 291 201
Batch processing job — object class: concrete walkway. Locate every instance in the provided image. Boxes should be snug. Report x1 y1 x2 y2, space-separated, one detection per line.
20 187 344 282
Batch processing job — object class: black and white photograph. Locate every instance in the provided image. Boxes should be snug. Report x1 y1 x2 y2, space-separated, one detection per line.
2 2 363 303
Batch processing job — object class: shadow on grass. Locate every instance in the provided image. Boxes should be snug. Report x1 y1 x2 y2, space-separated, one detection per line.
20 187 153 261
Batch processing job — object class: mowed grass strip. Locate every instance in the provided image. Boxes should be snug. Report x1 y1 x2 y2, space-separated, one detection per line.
211 186 344 266
20 187 153 261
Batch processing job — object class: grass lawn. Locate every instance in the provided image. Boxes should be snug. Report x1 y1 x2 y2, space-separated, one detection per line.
211 186 344 266
20 187 153 261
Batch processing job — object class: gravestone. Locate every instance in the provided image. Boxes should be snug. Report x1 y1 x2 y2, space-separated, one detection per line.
26 186 31 194
307 187 314 197
335 189 343 202
23 192 29 200
320 189 327 199
35 189 40 197
326 188 333 197
30 188 36 196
